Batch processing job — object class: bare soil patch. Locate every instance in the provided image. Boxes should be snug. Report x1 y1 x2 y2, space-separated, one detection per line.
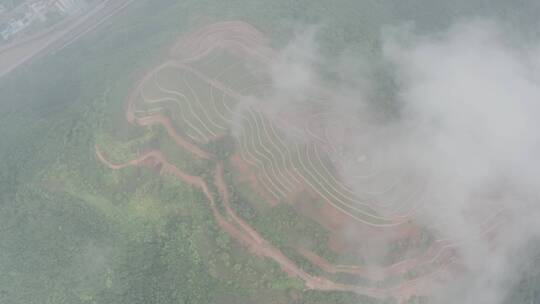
96 20 481 303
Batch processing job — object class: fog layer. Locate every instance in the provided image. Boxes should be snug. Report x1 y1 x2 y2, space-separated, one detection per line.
264 20 540 303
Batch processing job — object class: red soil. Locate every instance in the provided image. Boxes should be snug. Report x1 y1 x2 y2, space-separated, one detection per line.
230 152 279 207
136 114 214 160
293 186 421 257
171 21 276 64
215 163 266 244
295 241 455 282
95 20 480 302
95 146 392 300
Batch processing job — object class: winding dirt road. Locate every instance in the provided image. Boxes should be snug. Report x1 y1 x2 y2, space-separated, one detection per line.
93 21 494 303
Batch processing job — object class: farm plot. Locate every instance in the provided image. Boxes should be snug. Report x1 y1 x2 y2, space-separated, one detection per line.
97 21 505 303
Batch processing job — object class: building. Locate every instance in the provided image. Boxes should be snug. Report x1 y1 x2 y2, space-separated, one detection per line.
53 0 86 15
0 11 34 40
29 1 48 22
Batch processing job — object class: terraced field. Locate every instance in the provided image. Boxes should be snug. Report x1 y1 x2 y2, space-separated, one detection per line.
97 21 505 303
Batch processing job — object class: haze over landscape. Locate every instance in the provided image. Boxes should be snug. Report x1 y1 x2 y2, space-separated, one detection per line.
0 1 539 304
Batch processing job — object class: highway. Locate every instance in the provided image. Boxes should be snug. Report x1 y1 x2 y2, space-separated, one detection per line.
0 0 134 78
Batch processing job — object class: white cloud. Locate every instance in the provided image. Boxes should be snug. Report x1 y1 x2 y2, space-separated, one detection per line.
263 19 540 303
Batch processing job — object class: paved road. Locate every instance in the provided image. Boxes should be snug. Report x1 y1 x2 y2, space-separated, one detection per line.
0 0 134 78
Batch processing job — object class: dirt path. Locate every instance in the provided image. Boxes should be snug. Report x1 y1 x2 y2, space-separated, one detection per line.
136 114 214 160
229 152 280 207
96 145 391 299
170 21 276 64
94 21 470 302
215 163 266 243
295 243 455 282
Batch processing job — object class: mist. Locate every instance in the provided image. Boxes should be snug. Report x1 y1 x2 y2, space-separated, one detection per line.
256 19 540 304
2 1 540 303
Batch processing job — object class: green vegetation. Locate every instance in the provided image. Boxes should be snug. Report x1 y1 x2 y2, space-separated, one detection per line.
0 1 337 302
1 0 539 303
291 290 388 304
